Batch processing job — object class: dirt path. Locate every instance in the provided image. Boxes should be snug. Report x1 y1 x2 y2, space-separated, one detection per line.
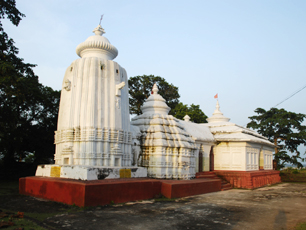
1 182 306 229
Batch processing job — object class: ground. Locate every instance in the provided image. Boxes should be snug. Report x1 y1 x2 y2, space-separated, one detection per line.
0 181 306 230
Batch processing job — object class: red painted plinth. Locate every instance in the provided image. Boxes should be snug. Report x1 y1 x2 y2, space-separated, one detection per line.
161 179 221 199
20 177 161 207
19 176 223 207
214 170 281 189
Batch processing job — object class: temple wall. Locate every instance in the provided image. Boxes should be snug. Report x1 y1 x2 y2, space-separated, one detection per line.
214 142 274 171
214 142 247 171
263 149 273 170
54 58 132 167
131 114 197 180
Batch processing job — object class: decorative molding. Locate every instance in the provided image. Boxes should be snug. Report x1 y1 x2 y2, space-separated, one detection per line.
55 127 132 144
76 40 118 59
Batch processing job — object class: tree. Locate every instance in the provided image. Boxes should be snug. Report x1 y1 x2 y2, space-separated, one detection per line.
128 75 180 115
247 108 306 168
171 102 208 123
0 0 60 165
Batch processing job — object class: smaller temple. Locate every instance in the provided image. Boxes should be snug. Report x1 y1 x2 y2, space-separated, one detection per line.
130 85 277 187
206 101 274 171
131 84 198 179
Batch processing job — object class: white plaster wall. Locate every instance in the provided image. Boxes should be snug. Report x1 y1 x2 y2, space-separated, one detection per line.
214 142 274 171
246 146 259 170
214 142 246 171
264 149 273 169
246 143 274 171
54 58 132 167
131 114 197 179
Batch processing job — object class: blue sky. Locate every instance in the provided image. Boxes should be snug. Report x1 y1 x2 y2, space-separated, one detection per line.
3 0 306 127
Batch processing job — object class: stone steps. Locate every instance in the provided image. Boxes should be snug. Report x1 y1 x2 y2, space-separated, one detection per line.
195 171 232 191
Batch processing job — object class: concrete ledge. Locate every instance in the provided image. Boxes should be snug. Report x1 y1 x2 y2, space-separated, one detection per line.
214 170 281 189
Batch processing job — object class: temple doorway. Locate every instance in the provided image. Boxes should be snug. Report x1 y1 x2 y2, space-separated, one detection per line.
209 147 214 171
198 151 203 172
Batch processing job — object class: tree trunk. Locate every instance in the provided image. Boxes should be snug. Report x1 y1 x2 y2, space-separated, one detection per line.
274 138 278 154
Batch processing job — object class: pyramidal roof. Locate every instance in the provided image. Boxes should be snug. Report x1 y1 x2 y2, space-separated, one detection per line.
141 84 171 115
206 100 230 123
75 25 118 60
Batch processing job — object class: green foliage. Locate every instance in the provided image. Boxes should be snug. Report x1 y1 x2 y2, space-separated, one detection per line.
280 167 306 182
295 221 306 230
247 108 306 169
171 102 207 123
0 0 60 165
281 167 306 174
128 75 180 115
128 75 207 123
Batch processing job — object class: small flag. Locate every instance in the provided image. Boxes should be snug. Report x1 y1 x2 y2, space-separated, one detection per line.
214 93 218 99
99 14 104 25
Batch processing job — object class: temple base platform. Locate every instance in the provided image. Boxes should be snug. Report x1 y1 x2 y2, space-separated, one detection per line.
214 170 281 189
35 164 147 180
19 176 221 207
20 170 281 207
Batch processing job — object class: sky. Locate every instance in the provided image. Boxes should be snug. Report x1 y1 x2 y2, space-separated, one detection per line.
3 0 306 127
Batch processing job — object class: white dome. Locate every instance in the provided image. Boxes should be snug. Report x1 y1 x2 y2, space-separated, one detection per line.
206 101 230 123
76 25 118 60
141 84 171 115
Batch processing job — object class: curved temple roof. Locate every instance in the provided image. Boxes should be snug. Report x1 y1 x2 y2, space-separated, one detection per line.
76 25 118 60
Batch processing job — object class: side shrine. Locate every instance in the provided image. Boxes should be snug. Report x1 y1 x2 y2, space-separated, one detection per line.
19 25 281 207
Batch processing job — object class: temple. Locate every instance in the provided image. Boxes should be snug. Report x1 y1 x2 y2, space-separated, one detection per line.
130 83 275 179
20 24 281 206
35 25 146 180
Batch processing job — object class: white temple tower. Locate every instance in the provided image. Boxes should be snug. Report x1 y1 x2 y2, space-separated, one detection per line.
54 25 132 167
131 84 197 179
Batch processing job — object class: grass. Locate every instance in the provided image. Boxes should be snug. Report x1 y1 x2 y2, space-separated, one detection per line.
0 180 20 195
0 211 46 230
295 221 306 230
0 180 86 229
280 167 306 182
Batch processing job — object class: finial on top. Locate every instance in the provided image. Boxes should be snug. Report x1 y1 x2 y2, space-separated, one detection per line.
93 25 105 36
215 100 220 111
184 114 191 122
152 83 158 95
206 100 230 123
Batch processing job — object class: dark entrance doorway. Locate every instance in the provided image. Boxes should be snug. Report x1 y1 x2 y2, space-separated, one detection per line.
198 151 203 172
209 147 214 171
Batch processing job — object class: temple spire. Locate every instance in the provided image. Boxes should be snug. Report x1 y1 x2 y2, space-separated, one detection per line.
206 100 230 123
141 83 170 115
152 83 158 95
93 25 105 36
